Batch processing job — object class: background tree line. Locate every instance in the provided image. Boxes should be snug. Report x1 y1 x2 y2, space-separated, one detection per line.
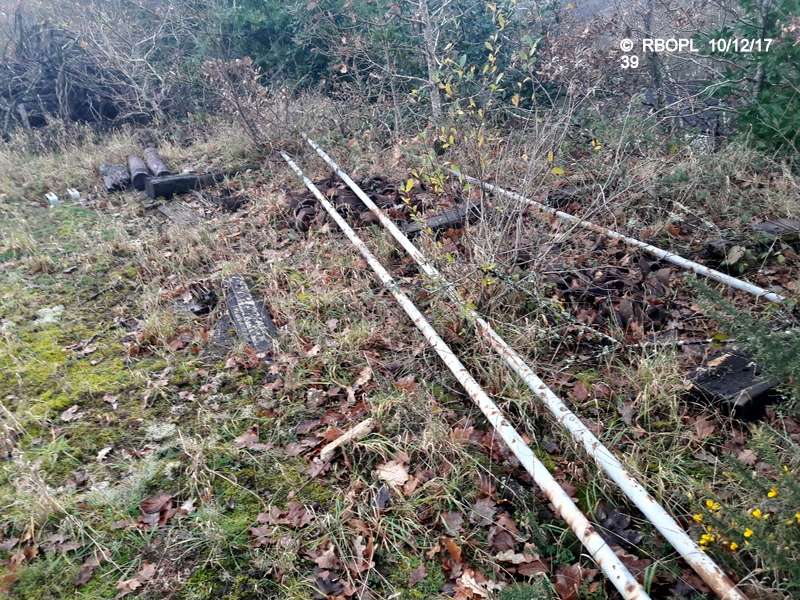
0 0 798 156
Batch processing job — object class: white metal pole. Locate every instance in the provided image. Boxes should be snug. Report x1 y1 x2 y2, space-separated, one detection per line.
457 173 786 304
281 151 650 600
302 136 747 600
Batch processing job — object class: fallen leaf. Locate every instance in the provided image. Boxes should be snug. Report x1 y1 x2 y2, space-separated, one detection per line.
375 484 391 510
693 416 716 441
376 460 409 487
313 545 341 570
470 497 497 525
96 446 113 462
140 493 172 514
394 375 418 394
572 382 589 402
75 553 103 587
722 245 746 266
139 493 174 528
408 564 427 586
0 537 19 551
60 405 82 422
555 563 598 600
737 448 757 466
442 512 464 536
233 426 271 451
353 365 372 388
443 537 462 563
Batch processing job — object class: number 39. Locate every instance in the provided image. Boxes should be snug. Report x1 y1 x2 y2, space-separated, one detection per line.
621 55 639 69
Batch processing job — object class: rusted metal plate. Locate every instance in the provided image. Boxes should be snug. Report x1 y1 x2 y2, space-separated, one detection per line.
691 350 779 407
158 201 201 226
223 276 277 354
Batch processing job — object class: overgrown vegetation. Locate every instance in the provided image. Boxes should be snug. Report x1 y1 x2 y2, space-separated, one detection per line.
1 0 799 599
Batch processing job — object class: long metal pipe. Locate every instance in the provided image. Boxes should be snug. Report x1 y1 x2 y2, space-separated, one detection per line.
281 151 649 600
303 135 747 600
457 172 785 304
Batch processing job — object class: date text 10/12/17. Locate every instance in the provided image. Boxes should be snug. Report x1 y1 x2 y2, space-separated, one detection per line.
619 38 774 69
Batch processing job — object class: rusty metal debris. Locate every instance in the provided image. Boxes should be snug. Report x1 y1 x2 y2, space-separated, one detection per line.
157 201 201 226
143 146 171 177
401 204 479 237
145 173 227 200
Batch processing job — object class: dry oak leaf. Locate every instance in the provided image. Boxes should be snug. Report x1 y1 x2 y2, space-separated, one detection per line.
376 460 409 487
693 416 716 441
313 545 341 570
470 497 497 525
233 426 271 451
555 563 599 600
442 512 464 536
60 404 82 422
138 493 175 528
116 562 156 598
75 551 106 587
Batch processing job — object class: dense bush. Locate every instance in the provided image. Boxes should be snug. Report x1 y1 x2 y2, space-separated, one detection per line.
712 0 800 156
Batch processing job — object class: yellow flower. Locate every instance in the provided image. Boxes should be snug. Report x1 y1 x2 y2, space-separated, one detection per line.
692 513 704 523
705 499 721 512
699 533 716 545
751 508 763 519
729 542 739 551
795 512 800 524
767 487 779 498
743 528 753 538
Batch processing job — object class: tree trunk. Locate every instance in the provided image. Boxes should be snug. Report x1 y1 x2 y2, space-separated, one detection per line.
419 0 442 124
384 44 402 138
644 0 664 114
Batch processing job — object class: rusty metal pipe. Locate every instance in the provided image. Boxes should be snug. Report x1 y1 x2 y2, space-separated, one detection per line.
303 135 747 600
281 151 650 600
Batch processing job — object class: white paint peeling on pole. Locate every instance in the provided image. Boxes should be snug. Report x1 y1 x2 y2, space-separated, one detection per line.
280 151 650 600
457 173 786 304
302 136 747 600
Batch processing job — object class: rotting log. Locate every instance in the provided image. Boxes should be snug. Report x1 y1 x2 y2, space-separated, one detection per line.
143 146 171 177
223 275 277 355
145 173 226 199
128 155 149 191
401 204 478 236
99 164 130 192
